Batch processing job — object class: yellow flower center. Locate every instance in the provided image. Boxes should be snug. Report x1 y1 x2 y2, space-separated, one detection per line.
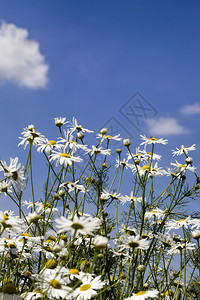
60 234 67 241
60 153 71 158
47 235 56 241
128 241 140 249
149 137 158 141
42 202 51 208
136 291 147 296
105 135 113 139
2 283 17 294
21 233 32 237
179 164 186 168
49 279 61 289
45 259 57 269
4 214 9 220
69 269 79 275
71 222 84 230
12 171 18 181
165 289 173 296
48 140 56 145
178 219 185 222
7 243 17 248
24 271 32 277
80 284 91 291
141 165 150 170
147 152 153 155
81 260 90 267
69 140 77 144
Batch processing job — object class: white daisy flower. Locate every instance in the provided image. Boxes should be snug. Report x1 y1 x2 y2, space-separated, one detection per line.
73 274 105 300
170 160 196 173
119 192 142 207
55 215 101 236
85 146 111 156
0 180 12 195
96 132 122 143
132 162 167 177
124 289 159 299
172 144 196 156
58 129 88 154
60 180 85 193
36 275 72 299
165 216 192 231
140 148 162 161
1 157 26 191
119 235 149 251
115 158 134 169
18 125 46 149
49 150 83 167
145 208 166 219
54 117 68 127
37 138 62 153
68 117 94 134
0 211 22 232
168 241 196 255
140 135 168 146
100 190 121 201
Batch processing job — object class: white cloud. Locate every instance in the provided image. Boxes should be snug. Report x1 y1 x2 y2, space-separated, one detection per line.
145 117 186 136
0 21 48 89
180 103 200 114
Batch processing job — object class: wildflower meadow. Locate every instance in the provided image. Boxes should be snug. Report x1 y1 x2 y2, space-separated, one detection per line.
0 116 200 300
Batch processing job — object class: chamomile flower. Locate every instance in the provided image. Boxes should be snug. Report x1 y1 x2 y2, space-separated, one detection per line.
58 129 88 154
170 160 196 173
119 192 142 207
37 138 62 153
0 180 12 195
168 241 196 255
0 211 22 232
1 157 25 191
18 125 45 149
140 135 168 146
60 180 85 193
165 216 192 231
73 274 105 300
36 275 72 299
49 150 83 167
85 146 111 156
55 215 101 236
145 208 166 219
172 144 196 156
115 158 134 169
124 289 159 299
132 162 166 177
97 132 122 143
54 117 68 127
119 235 149 251
68 117 94 134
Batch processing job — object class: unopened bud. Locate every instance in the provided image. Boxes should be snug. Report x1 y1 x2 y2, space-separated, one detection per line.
123 139 131 147
185 156 193 165
77 131 84 140
116 149 122 154
100 128 108 135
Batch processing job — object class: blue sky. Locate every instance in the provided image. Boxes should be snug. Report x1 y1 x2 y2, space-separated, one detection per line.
0 1 200 211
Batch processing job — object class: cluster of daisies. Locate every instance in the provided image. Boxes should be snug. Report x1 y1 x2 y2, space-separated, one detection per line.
0 116 200 300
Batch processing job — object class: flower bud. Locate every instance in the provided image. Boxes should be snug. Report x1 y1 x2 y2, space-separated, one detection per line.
77 131 84 140
116 149 122 154
100 128 108 135
185 156 193 165
137 265 146 272
123 139 131 147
